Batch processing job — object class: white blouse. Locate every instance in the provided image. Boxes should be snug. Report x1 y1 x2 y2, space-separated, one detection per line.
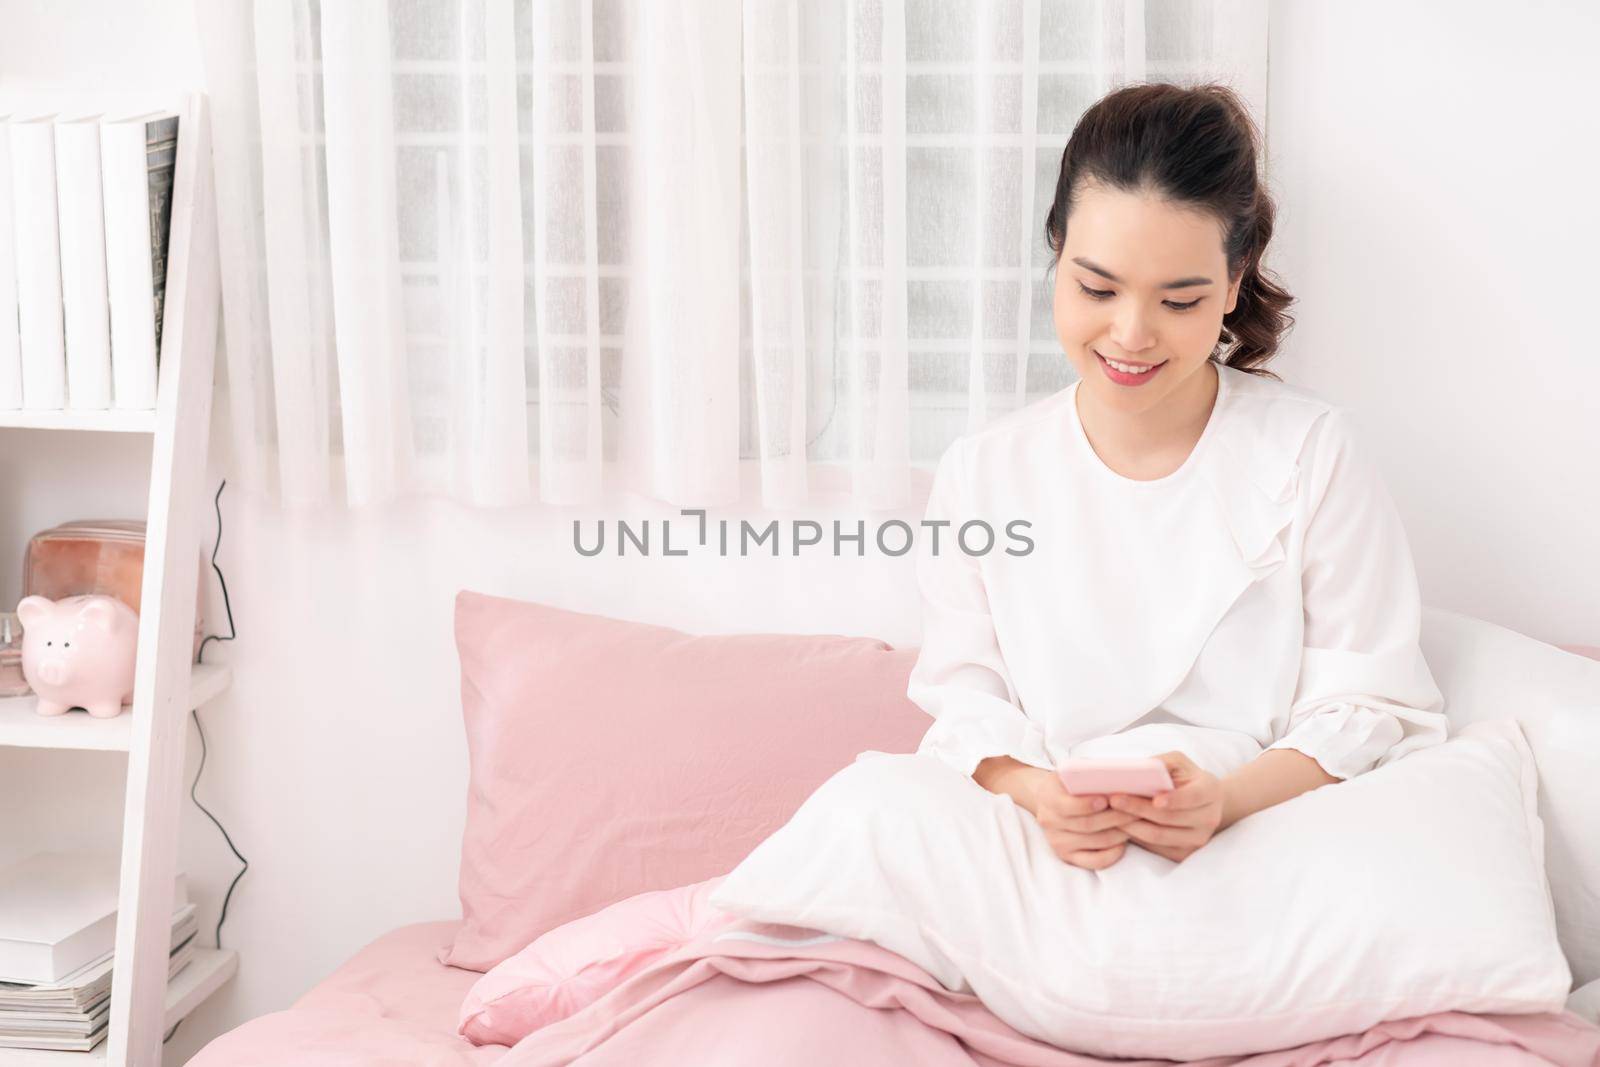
907 361 1449 783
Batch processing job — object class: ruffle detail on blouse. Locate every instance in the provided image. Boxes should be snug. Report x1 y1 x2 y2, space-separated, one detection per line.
1195 395 1323 579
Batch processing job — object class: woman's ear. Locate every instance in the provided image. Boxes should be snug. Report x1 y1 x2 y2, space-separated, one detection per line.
1224 273 1243 316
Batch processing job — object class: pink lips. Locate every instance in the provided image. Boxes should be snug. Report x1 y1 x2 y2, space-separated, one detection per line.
1096 351 1166 387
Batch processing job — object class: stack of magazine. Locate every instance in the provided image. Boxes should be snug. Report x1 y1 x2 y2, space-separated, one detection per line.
0 851 196 1053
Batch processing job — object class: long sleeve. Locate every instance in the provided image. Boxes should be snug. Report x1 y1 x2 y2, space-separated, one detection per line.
1264 408 1448 780
907 437 1053 778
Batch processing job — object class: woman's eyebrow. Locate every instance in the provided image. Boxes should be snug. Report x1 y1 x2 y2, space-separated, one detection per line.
1071 256 1212 289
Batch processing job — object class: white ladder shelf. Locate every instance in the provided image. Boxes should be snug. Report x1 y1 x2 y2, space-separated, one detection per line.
0 88 236 1066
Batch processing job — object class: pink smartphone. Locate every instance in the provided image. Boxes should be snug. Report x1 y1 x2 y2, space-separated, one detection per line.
1056 757 1174 797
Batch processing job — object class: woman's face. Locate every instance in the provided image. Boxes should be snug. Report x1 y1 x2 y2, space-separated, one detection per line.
1052 180 1242 416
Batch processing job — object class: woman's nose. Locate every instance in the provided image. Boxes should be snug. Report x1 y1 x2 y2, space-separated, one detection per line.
1109 305 1157 354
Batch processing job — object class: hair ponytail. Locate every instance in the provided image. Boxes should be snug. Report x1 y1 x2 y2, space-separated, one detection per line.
1215 196 1294 375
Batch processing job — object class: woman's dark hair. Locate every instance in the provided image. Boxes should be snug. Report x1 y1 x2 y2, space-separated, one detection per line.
1044 82 1293 378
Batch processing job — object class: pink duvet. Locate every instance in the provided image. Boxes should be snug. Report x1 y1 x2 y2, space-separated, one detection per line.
190 918 1600 1066
494 917 1600 1066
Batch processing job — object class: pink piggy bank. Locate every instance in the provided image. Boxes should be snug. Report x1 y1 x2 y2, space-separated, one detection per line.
15 594 139 718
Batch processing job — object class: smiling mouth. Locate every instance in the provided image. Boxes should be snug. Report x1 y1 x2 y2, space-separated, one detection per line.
1095 350 1167 371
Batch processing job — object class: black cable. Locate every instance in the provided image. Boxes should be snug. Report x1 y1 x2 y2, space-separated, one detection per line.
192 479 247 952
190 700 246 951
196 479 236 664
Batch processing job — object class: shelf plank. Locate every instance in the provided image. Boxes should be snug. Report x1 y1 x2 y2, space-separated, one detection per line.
0 948 237 1064
0 411 157 434
159 949 237 1036
0 664 232 752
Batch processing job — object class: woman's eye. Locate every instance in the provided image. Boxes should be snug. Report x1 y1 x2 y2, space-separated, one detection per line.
1077 281 1201 312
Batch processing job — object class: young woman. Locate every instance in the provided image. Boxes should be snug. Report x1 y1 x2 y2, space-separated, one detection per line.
907 82 1448 870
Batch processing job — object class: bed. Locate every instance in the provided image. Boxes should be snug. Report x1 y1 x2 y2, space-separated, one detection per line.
188 597 1600 1065
186 923 497 1066
186 919 1600 1066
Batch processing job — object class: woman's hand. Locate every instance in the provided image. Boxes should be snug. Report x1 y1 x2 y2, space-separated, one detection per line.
1107 751 1225 863
1026 771 1140 870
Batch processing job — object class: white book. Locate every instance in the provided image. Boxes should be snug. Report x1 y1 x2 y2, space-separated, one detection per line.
0 933 194 1027
0 905 197 1011
99 111 176 410
0 118 21 409
0 851 190 985
7 115 65 409
54 115 112 410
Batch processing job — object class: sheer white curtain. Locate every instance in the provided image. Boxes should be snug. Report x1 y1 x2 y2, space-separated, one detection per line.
197 0 1268 511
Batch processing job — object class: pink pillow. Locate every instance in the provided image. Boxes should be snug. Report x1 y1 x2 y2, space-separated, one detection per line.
439 590 930 972
458 876 732 1045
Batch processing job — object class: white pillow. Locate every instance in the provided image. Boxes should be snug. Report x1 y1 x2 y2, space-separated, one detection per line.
1421 606 1600 986
1570 980 1600 1026
708 720 1571 1061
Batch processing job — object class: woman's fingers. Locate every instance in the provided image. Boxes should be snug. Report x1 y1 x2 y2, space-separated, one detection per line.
1106 793 1157 818
1052 792 1111 817
1155 750 1197 779
1065 842 1127 870
1108 793 1204 827
1050 826 1130 851
1120 819 1206 847
1048 807 1139 834
1154 783 1215 812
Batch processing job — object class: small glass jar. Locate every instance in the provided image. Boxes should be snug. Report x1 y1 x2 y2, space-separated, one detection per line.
0 613 30 698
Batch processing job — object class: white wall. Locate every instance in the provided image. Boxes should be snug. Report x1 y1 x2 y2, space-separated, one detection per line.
1264 0 1600 644
1 1 1597 1064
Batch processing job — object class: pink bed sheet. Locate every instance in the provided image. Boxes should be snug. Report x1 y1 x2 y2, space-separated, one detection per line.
189 921 502 1066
